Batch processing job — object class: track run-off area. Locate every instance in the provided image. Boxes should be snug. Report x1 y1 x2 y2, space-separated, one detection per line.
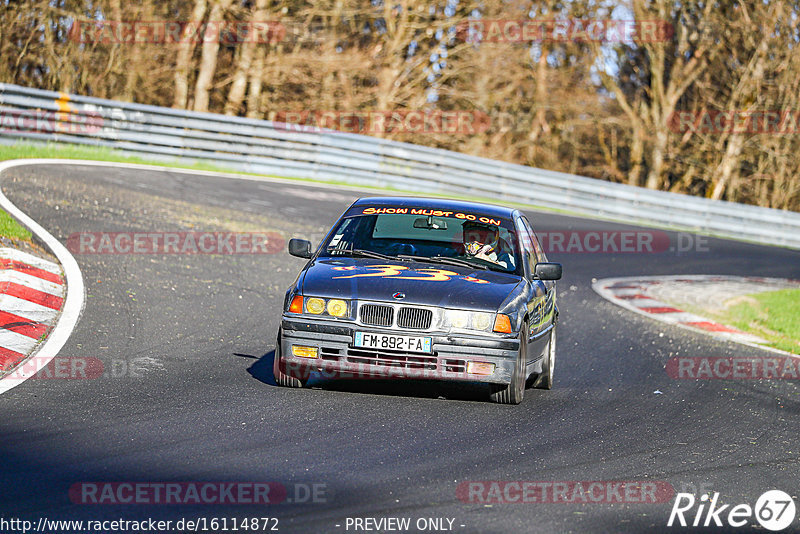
0 161 799 533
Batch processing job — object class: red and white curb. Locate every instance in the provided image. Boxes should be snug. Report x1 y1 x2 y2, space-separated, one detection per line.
0 248 65 372
0 159 86 395
592 275 800 352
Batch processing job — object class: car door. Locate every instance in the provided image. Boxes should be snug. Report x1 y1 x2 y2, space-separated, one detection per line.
521 215 556 329
515 215 549 363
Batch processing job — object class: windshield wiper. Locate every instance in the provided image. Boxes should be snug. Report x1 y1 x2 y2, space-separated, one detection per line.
397 254 490 271
335 249 403 261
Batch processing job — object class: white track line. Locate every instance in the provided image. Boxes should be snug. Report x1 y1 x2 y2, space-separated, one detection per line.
0 159 85 394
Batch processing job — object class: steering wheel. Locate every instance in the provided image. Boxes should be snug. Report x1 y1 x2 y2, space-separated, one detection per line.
385 243 418 256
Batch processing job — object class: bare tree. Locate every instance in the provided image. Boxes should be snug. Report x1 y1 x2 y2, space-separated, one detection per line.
225 0 269 115
594 0 717 189
174 0 208 109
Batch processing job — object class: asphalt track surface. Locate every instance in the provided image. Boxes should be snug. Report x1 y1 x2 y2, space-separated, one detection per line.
0 163 799 533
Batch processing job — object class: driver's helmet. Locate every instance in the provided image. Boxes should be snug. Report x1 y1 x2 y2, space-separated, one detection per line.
462 221 499 257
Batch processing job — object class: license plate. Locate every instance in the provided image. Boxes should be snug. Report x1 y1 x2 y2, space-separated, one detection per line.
354 332 432 353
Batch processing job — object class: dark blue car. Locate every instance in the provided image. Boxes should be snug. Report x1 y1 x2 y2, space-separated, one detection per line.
274 197 561 404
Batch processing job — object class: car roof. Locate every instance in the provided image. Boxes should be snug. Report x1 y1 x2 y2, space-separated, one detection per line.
350 196 518 219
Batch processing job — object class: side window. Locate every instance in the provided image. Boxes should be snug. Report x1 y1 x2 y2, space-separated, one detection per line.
326 216 372 252
521 216 546 263
515 215 536 277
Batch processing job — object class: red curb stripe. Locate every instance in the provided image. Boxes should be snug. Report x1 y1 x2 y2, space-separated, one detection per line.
1 282 64 310
0 346 26 372
641 306 683 314
0 259 63 285
608 285 644 289
0 310 48 339
616 294 652 300
684 321 741 333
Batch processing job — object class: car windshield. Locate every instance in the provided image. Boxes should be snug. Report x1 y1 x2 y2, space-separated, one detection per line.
320 211 521 274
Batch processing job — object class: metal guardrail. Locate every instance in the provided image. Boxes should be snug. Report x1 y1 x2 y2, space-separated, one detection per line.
2 82 800 249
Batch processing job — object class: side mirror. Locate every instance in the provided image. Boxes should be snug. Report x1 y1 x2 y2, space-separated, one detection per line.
288 238 312 259
534 262 562 280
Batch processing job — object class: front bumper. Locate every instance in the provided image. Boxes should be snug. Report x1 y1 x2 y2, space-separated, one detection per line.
280 317 519 385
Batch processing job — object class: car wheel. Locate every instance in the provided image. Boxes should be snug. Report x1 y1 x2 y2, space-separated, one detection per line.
273 329 307 388
533 325 556 390
490 319 527 405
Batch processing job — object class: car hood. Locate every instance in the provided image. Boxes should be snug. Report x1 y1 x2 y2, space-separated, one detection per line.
299 257 522 310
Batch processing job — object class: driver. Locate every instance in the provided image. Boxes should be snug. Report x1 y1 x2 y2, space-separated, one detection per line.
462 221 512 269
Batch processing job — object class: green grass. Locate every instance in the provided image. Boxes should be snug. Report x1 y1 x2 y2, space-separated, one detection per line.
722 289 800 354
0 142 243 173
0 141 427 193
0 207 32 240
0 142 285 241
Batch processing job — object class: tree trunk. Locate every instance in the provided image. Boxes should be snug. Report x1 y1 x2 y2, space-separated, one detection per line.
628 124 644 187
710 133 744 200
193 0 233 112
245 48 267 119
528 44 551 144
224 0 267 116
174 0 207 109
645 127 667 189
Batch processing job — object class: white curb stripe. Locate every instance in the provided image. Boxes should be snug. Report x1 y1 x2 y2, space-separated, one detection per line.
0 328 38 354
641 312 708 324
0 294 63 324
0 248 62 274
607 288 647 296
0 270 65 297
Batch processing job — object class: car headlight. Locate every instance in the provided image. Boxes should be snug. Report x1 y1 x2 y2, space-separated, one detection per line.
306 297 325 314
444 310 496 332
472 312 492 331
449 310 469 329
327 299 348 317
287 295 351 319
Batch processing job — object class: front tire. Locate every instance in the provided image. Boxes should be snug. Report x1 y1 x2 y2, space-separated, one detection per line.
533 326 556 390
490 320 528 404
273 329 307 388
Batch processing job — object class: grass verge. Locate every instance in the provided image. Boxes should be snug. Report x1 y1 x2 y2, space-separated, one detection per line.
719 289 800 355
0 208 32 241
0 142 263 242
0 142 245 173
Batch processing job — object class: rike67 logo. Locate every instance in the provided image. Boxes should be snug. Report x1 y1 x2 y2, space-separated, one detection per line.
668 490 796 531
